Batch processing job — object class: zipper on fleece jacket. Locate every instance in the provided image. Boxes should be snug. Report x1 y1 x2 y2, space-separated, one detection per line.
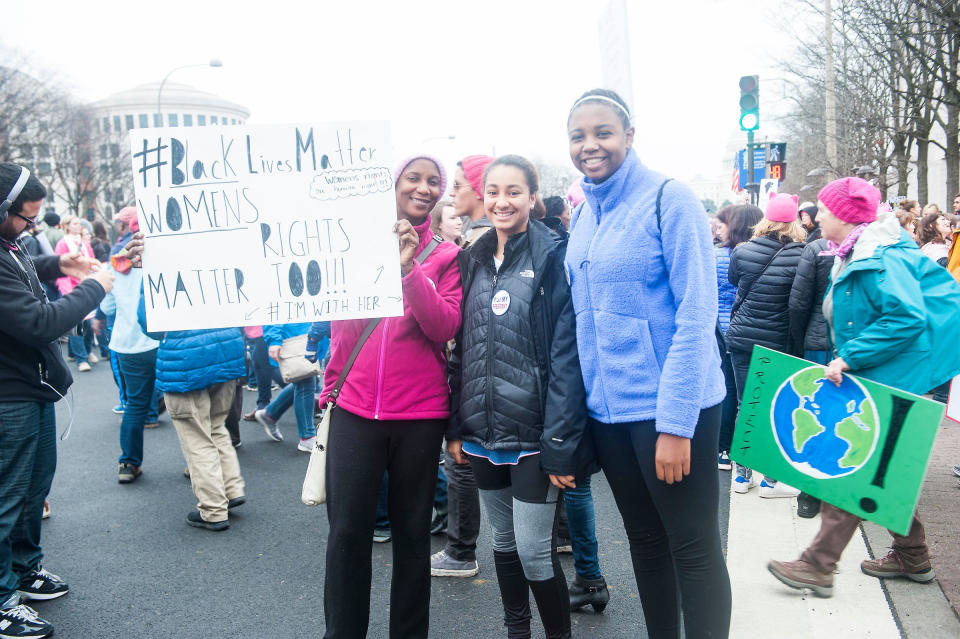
584 206 612 423
374 319 389 420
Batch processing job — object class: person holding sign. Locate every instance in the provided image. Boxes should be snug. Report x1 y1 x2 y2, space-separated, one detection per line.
321 154 461 639
768 176 960 597
564 89 731 638
446 155 590 639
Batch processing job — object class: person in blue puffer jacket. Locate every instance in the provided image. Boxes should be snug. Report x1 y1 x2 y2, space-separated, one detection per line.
564 88 730 639
137 290 246 532
714 204 763 470
253 322 329 452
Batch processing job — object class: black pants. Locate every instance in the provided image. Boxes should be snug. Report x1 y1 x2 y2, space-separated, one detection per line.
323 407 445 639
443 448 481 562
590 404 731 639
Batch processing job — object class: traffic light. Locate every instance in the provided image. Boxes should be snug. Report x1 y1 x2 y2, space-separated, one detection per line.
739 75 759 131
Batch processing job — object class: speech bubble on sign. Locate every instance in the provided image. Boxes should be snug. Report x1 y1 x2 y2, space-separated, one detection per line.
309 167 393 201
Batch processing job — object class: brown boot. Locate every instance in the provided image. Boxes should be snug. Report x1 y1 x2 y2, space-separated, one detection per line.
242 410 257 422
861 550 935 583
768 559 833 598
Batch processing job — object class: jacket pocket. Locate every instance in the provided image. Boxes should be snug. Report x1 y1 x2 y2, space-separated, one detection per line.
592 311 661 412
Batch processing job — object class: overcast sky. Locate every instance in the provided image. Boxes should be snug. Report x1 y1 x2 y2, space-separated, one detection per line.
3 0 805 186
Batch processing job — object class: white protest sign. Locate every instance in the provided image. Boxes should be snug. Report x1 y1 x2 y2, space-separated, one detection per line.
129 122 403 332
758 178 779 212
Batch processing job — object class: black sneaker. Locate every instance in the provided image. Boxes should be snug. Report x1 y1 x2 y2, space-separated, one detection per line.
18 568 68 601
117 463 142 484
227 497 246 510
0 604 53 638
186 511 229 531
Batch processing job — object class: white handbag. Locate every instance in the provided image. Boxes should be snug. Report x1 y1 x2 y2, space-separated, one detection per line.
301 402 333 505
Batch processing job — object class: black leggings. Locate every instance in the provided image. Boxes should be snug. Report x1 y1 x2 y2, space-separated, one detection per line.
323 407 445 639
590 404 731 639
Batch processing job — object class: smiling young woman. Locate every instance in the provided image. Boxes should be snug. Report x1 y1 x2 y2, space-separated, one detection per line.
563 89 731 638
447 155 590 639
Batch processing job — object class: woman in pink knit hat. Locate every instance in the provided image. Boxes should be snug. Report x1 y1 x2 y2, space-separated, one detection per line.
321 153 462 638
768 177 960 598
726 193 807 497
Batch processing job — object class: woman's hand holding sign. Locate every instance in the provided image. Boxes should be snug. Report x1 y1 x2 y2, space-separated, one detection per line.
825 357 850 386
394 219 419 276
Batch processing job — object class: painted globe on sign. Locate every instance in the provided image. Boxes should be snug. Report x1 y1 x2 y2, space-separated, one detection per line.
770 366 879 479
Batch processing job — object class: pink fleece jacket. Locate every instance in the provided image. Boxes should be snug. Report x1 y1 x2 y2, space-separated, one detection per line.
321 217 462 420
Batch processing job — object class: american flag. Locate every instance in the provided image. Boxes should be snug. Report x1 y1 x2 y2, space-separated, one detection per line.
732 150 741 192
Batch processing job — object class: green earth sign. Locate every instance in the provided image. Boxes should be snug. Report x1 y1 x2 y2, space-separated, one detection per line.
731 347 944 535
771 366 880 479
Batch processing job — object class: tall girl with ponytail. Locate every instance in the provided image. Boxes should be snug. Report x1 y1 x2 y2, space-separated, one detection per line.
564 89 731 638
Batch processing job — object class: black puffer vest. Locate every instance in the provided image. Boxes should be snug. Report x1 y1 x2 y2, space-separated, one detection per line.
458 229 543 449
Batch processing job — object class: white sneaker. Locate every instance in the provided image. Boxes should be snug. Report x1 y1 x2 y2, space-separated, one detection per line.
77 362 91 372
87 352 100 364
733 472 758 494
297 437 316 453
759 480 800 499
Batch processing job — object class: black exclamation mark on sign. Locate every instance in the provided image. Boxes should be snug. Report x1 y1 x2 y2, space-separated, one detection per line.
859 395 915 513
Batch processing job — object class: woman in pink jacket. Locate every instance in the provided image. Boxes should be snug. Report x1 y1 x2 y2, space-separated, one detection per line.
321 154 462 639
54 215 97 371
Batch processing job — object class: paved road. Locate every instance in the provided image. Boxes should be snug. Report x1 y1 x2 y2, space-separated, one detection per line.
37 353 730 638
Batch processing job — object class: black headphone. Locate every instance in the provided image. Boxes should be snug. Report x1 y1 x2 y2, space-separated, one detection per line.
0 166 31 224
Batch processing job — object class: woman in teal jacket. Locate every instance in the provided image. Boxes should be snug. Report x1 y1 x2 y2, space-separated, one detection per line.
768 177 960 597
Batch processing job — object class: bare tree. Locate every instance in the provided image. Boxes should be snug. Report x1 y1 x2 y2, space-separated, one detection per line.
0 50 132 222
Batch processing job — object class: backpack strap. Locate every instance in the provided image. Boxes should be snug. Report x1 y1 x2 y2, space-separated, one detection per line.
655 178 673 231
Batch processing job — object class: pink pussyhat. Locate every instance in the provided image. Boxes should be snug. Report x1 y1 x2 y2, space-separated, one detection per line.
765 193 799 222
817 177 880 224
566 181 585 207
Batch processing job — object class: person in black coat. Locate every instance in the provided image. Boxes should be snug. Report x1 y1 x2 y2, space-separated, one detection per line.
726 193 807 498
787 213 833 518
789 237 832 364
447 155 589 639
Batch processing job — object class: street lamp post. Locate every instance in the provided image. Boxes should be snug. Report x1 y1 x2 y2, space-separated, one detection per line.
157 59 223 124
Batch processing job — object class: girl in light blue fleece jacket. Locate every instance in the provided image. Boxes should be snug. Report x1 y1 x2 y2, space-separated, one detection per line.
564 88 730 639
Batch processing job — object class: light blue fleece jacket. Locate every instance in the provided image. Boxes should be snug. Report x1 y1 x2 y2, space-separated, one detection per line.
99 267 159 354
565 150 726 437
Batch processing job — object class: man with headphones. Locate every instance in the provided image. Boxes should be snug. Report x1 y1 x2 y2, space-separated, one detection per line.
0 162 120 639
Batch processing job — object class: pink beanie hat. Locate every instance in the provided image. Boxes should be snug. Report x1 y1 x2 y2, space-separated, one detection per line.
459 155 495 199
115 206 139 232
566 181 585 207
765 193 799 223
393 154 447 197
818 177 880 224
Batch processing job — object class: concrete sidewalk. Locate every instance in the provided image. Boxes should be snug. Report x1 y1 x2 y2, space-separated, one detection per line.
727 412 960 639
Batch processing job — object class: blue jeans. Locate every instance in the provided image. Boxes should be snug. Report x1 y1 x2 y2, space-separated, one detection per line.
0 401 56 601
67 320 93 363
564 475 602 580
106 315 126 407
434 464 448 514
251 337 283 409
117 349 158 467
804 349 829 365
264 376 316 439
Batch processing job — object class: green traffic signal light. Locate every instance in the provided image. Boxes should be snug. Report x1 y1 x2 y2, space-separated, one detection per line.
739 75 759 131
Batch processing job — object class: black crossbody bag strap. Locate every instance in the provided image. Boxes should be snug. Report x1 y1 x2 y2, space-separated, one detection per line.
327 234 443 404
729 242 800 319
